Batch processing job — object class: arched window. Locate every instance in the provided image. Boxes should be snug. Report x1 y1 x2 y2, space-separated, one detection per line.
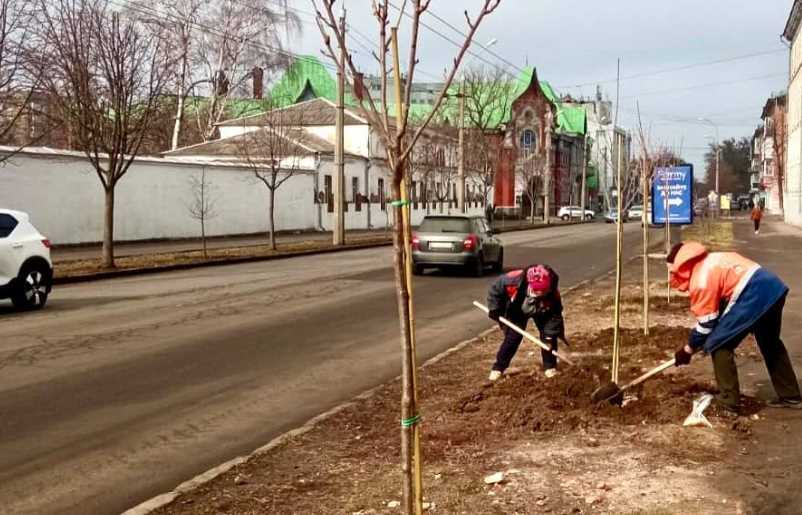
521 129 536 153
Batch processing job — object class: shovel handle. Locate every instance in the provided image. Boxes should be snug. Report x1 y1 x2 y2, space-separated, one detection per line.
473 301 576 367
621 358 676 391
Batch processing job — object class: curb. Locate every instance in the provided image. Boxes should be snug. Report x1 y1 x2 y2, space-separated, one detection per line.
122 326 499 515
54 221 587 286
120 257 623 515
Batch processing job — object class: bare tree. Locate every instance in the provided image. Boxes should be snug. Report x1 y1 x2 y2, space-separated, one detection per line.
191 0 299 142
313 1 500 512
462 65 514 205
236 104 305 250
0 0 43 158
37 0 171 268
772 105 786 211
517 150 546 222
131 0 209 151
187 166 218 258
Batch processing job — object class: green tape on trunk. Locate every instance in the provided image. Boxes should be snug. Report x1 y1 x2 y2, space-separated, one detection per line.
401 414 421 427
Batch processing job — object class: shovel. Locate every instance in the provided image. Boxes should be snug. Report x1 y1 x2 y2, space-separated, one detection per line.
473 301 575 366
591 357 676 405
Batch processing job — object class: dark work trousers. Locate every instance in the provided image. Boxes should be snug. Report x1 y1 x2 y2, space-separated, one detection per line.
711 295 801 409
492 313 558 372
754 219 761 232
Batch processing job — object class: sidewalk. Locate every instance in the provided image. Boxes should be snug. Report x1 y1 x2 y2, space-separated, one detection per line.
709 219 802 513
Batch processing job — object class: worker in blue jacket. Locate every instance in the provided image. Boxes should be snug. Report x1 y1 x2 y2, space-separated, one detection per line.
486 264 564 381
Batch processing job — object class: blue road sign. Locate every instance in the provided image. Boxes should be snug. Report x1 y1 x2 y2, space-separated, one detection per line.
652 164 693 225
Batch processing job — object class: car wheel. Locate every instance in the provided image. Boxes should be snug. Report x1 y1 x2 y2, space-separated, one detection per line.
11 263 51 311
492 248 504 273
585 214 593 221
412 263 424 276
470 254 484 277
561 214 569 221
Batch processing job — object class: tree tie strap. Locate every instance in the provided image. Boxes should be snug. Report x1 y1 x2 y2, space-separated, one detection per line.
401 414 421 427
390 199 411 207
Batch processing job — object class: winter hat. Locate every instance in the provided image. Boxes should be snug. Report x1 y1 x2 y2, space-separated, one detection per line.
526 265 551 294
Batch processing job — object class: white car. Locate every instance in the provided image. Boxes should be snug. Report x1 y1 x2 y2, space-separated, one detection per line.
557 205 595 221
627 204 644 220
0 209 53 310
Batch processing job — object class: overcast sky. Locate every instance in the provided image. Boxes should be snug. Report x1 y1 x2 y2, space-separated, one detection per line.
294 1 794 178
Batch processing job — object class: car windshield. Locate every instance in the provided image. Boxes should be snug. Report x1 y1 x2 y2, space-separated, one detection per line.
418 217 471 233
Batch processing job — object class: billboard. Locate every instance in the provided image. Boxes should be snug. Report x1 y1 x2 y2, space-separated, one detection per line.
652 164 693 225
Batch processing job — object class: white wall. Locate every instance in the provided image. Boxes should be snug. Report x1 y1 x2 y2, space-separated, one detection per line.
0 150 318 245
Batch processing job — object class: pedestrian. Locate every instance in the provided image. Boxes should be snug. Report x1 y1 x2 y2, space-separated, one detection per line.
485 264 565 381
666 241 802 413
485 203 495 228
751 204 763 235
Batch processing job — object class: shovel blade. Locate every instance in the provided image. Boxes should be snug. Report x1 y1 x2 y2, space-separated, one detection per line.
591 382 624 405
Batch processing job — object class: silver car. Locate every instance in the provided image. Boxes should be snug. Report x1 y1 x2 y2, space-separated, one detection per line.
411 215 503 276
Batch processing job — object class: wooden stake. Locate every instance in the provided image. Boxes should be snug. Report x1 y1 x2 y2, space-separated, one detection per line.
664 171 671 304
391 28 423 515
611 58 622 384
642 158 650 335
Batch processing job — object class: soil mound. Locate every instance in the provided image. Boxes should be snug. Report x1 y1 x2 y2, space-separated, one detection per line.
452 326 713 435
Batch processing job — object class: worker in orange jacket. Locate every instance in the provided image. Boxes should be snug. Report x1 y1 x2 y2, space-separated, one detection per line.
667 241 801 412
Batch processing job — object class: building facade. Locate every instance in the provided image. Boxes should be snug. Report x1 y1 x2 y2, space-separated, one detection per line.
784 1 802 226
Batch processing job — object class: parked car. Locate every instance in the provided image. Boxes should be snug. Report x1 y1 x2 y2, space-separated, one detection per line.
411 215 503 277
604 209 628 223
0 209 53 310
557 205 594 221
694 198 708 217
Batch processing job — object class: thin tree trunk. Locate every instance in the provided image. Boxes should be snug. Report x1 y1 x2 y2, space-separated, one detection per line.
268 187 276 250
171 53 189 151
201 217 207 258
391 174 416 515
103 186 115 269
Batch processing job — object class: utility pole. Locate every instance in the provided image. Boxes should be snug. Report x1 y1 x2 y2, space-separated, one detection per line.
333 15 346 246
715 144 720 195
580 138 588 219
457 86 465 213
543 110 553 224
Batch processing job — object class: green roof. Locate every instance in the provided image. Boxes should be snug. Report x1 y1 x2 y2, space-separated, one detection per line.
269 56 339 107
260 57 586 136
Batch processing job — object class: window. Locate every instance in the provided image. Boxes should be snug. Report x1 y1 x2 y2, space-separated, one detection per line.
379 178 386 211
353 177 361 212
324 175 333 213
411 180 418 209
0 214 18 238
419 217 471 233
521 129 536 153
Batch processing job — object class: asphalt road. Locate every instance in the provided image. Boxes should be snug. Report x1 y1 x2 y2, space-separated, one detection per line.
0 222 660 514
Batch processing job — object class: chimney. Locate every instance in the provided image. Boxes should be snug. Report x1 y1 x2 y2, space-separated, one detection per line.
252 66 264 99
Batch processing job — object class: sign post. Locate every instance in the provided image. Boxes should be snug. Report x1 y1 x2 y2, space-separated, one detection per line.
652 164 694 226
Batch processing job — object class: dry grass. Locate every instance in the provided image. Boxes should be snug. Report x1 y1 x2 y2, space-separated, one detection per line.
54 234 393 280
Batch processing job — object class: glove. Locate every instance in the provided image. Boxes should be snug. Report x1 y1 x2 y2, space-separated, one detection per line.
488 309 501 322
674 345 693 367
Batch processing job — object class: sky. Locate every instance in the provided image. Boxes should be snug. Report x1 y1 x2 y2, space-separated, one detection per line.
292 1 795 178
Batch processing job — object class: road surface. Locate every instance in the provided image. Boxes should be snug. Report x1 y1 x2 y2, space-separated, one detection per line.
0 222 657 514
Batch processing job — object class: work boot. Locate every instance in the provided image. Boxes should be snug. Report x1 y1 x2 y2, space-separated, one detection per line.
488 370 502 382
544 368 558 379
767 397 802 409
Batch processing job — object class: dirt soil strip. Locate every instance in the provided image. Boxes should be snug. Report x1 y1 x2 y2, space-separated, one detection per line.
128 252 768 515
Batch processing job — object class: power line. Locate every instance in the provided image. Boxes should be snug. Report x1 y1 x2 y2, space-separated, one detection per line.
558 48 788 90
385 0 521 77
620 72 786 100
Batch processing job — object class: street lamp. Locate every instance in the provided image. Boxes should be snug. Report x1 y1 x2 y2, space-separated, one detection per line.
698 117 720 194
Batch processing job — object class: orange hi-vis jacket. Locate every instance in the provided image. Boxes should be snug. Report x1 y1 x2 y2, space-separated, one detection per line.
687 252 788 352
